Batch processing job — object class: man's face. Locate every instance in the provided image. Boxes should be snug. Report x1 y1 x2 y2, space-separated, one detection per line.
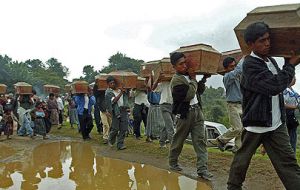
225 61 236 72
173 57 187 74
108 80 116 89
249 32 271 56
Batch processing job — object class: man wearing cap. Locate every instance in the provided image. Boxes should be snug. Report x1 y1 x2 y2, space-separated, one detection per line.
168 52 213 180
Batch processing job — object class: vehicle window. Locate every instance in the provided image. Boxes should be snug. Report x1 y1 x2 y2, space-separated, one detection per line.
207 128 215 139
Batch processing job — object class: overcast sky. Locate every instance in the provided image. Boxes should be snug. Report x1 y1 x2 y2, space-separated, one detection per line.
1 0 300 89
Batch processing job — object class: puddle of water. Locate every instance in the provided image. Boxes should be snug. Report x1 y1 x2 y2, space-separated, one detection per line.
0 144 15 160
0 141 211 190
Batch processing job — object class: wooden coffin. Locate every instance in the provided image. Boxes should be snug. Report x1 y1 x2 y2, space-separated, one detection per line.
44 84 60 94
217 49 243 75
172 43 221 74
107 71 138 89
95 73 108 90
14 82 32 95
136 77 147 90
140 60 160 78
72 81 89 94
153 57 175 82
0 84 7 94
234 3 300 57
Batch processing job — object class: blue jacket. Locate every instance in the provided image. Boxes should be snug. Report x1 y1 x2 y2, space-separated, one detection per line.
223 60 243 102
74 95 96 115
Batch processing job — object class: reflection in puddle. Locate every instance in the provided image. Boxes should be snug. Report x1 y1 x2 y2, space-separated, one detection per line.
0 142 211 190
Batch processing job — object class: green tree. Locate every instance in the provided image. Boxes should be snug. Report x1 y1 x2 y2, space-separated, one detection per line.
100 52 144 74
46 58 69 79
0 54 71 94
202 86 229 127
26 59 45 70
0 55 11 81
82 65 97 83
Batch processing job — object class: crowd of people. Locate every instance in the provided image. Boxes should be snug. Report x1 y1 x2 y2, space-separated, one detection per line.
1 21 300 188
0 91 65 140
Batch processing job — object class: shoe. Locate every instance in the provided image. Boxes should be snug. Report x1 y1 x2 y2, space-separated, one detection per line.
146 137 152 143
108 141 113 147
136 136 141 140
198 171 213 181
43 136 49 140
169 164 183 171
103 139 108 144
217 139 226 152
58 126 62 130
118 146 127 150
160 144 167 149
210 138 225 152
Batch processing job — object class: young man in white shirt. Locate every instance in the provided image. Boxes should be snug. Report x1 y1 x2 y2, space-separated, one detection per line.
227 22 300 190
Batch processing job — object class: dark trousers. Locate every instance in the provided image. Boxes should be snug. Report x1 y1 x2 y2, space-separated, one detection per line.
94 104 103 133
59 110 63 124
227 125 300 190
78 111 94 139
288 127 298 153
108 109 128 149
133 104 148 138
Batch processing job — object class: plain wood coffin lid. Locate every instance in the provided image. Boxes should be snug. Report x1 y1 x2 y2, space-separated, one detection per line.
234 3 300 56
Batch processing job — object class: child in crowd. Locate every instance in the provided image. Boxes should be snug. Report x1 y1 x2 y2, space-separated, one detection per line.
31 102 48 139
0 109 14 139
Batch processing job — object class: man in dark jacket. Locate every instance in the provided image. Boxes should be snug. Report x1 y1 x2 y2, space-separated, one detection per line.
93 84 104 134
168 52 213 180
93 83 111 144
227 22 300 190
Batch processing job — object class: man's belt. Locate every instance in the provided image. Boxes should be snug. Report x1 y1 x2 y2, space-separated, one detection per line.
190 104 200 109
227 101 241 104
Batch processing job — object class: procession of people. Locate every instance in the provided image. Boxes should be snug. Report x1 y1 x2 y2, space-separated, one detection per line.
1 3 300 189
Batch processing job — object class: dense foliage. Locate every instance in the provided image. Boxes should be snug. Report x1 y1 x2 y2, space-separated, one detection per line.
100 52 144 74
202 86 229 127
0 55 69 95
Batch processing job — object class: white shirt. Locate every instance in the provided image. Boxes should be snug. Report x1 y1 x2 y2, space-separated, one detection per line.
245 52 282 133
56 97 64 110
155 81 173 104
84 94 89 109
183 75 199 105
112 89 124 107
133 90 150 107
